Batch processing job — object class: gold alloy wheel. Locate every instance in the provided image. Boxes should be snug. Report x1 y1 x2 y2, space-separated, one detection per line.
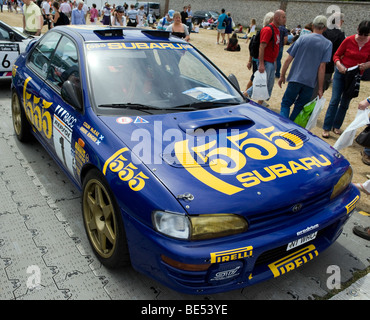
12 93 22 136
83 178 117 259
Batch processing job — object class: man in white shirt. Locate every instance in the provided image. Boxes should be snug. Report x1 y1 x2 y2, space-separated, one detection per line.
82 1 88 21
60 0 71 19
22 0 43 35
41 0 51 29
126 4 138 27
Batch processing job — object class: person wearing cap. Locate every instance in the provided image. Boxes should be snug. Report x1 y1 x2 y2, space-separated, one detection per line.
127 4 138 27
71 0 86 25
112 5 126 26
278 15 332 120
157 10 174 30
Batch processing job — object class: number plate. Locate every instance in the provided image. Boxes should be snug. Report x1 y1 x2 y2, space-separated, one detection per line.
287 232 317 251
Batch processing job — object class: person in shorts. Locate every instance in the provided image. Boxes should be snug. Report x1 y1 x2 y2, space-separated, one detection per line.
216 8 227 45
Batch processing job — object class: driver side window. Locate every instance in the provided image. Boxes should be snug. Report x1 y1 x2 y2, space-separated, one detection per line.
28 32 62 79
47 36 80 91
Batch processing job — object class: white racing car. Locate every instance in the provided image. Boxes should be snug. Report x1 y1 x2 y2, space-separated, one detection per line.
0 20 36 79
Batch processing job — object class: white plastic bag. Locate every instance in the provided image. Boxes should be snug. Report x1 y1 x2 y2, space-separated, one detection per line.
251 71 269 101
305 96 326 130
333 109 370 151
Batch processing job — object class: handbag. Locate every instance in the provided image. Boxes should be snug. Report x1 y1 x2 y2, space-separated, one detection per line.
305 97 326 130
251 71 269 101
333 109 370 151
355 125 370 147
343 66 361 99
294 97 318 128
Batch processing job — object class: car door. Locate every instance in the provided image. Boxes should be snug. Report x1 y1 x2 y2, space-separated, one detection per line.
42 34 83 182
23 31 62 147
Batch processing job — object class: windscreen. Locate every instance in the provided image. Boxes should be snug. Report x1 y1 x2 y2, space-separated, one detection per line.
86 42 243 111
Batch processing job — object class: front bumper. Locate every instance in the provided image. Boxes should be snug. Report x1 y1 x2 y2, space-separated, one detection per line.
122 186 359 295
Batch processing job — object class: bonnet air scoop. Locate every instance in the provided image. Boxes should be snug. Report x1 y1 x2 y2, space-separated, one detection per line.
178 116 254 133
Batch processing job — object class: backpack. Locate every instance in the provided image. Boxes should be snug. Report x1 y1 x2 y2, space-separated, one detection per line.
249 24 274 59
60 12 70 25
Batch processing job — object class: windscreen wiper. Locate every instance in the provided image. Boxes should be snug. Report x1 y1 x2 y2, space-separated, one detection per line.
173 101 241 110
98 103 197 112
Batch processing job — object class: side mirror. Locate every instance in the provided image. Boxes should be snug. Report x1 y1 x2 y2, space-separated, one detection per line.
228 73 240 91
25 39 38 53
9 31 15 41
61 80 83 110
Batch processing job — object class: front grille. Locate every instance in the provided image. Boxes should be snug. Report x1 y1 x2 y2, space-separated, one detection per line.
247 188 332 232
254 226 328 267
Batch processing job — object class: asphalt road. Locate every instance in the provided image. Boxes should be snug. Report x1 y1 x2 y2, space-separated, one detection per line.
0 78 369 302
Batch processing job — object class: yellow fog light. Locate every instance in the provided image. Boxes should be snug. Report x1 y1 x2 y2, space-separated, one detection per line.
189 214 248 240
330 167 353 200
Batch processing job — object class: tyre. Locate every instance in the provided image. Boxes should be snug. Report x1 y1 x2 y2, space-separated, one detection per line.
11 90 31 142
82 169 130 268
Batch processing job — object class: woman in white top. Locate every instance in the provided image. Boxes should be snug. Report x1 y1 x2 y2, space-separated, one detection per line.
137 5 145 27
101 3 110 25
112 5 126 26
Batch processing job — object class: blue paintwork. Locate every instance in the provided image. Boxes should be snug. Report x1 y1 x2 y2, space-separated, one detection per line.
11 25 360 295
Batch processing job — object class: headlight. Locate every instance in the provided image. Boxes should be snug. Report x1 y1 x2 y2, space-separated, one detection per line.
152 211 248 240
330 167 353 200
152 211 190 240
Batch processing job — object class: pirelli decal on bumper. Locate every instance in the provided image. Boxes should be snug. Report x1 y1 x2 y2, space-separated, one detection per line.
268 244 318 278
346 195 359 214
210 246 253 263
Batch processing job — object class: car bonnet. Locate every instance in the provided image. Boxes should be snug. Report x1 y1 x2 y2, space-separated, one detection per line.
99 103 350 215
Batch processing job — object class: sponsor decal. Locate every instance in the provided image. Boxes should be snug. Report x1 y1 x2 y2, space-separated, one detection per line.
23 77 53 139
12 64 18 77
80 122 104 145
134 116 149 124
116 117 133 124
268 244 319 278
86 42 192 51
53 113 74 174
174 127 331 195
210 266 241 282
210 246 253 263
345 195 359 214
74 141 88 176
103 148 149 191
296 224 319 236
55 105 77 128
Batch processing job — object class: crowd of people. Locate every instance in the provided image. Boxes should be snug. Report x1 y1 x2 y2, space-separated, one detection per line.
18 0 162 33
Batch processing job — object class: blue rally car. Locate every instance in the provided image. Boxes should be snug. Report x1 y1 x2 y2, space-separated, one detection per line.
11 25 360 294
